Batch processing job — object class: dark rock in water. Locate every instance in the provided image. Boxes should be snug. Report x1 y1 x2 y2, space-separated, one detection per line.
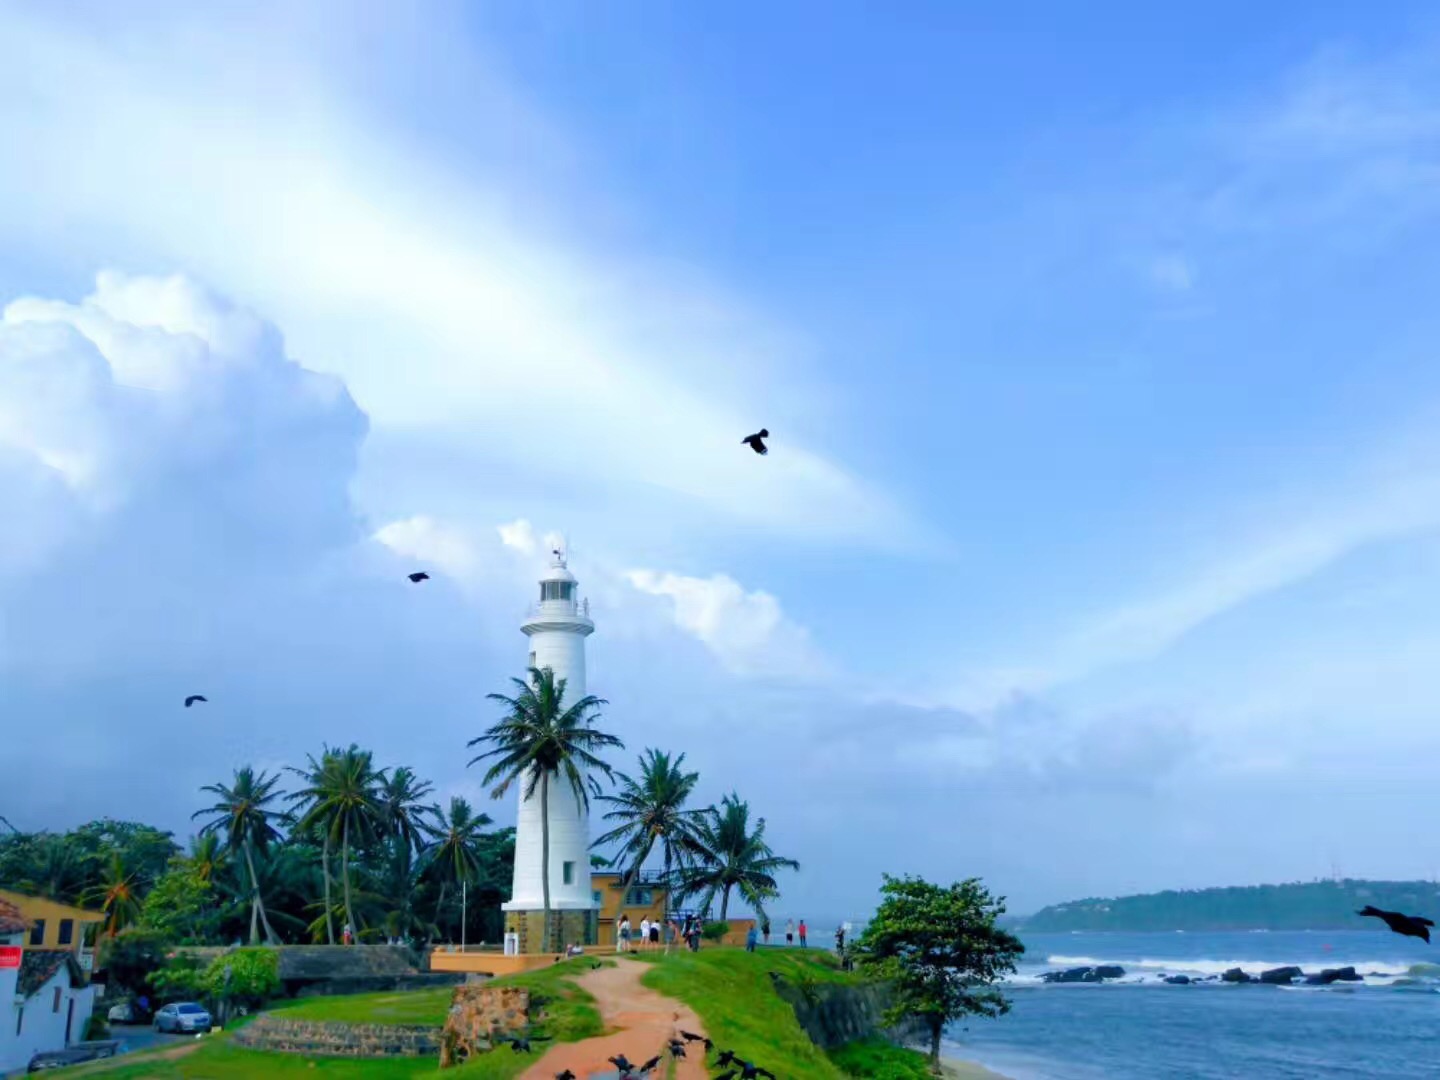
1305 966 1361 985
1260 966 1303 985
1041 965 1125 984
1163 975 1191 985
1221 967 1255 984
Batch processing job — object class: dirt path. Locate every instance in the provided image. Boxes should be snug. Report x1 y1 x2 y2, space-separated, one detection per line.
520 958 708 1080
67 1036 208 1076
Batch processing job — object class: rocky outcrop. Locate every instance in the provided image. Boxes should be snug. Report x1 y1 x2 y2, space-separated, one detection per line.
1221 967 1255 983
1163 975 1191 985
1040 965 1127 983
439 986 531 1068
769 976 923 1049
1260 966 1303 985
1305 966 1362 985
232 1016 439 1057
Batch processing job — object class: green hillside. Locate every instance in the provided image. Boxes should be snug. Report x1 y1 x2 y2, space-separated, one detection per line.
1018 879 1440 932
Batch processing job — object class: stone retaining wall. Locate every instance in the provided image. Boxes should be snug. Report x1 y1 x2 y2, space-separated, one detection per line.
232 1015 440 1058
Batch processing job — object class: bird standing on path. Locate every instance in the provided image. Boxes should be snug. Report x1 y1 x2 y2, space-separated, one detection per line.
1357 905 1434 942
184 695 207 708
555 1072 576 1080
407 571 429 583
742 429 769 455
608 1053 636 1074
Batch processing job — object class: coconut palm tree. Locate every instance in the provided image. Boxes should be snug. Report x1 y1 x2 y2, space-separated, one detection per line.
419 796 494 943
468 666 623 952
192 766 286 944
676 793 800 922
186 834 228 884
293 745 382 942
19 835 90 903
286 747 343 944
593 749 709 926
379 766 435 867
82 852 142 937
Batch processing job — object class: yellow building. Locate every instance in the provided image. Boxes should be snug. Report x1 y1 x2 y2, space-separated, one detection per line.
591 871 673 947
0 891 104 971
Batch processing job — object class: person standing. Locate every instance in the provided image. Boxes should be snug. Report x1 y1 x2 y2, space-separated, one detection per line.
746 921 758 953
761 917 771 946
618 915 631 953
639 916 651 952
785 919 795 947
650 919 660 948
798 919 808 948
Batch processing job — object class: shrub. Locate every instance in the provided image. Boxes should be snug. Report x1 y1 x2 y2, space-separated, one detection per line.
149 951 207 1003
82 1014 110 1041
99 928 167 997
702 921 730 943
207 948 280 1010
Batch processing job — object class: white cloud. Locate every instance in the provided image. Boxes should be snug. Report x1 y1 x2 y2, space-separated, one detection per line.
0 270 363 572
0 7 927 553
624 569 828 678
497 519 539 556
374 515 484 583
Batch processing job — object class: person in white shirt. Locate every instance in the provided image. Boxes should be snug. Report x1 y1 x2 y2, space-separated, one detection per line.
618 915 631 953
639 917 651 951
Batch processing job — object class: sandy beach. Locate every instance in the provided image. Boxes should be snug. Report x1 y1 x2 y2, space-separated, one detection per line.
942 1055 1013 1079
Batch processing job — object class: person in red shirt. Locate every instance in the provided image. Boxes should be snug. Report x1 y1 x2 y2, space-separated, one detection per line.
798 919 808 948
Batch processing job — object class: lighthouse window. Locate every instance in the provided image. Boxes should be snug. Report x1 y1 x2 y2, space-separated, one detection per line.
541 581 574 602
562 861 575 886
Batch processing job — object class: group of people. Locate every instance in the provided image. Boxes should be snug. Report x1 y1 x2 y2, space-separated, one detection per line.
614 912 819 953
615 913 705 952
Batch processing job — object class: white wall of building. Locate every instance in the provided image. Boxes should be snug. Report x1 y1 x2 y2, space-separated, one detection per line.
0 960 96 1074
0 931 20 1072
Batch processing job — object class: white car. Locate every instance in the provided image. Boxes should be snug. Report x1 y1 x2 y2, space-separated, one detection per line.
153 1002 212 1033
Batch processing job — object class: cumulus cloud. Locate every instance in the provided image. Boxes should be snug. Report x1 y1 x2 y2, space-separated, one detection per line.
0 271 365 577
624 569 829 678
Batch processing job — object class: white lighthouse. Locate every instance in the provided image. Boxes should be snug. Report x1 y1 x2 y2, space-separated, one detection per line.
501 548 599 951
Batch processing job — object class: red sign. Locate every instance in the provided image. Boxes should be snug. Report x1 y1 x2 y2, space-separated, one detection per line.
0 946 21 970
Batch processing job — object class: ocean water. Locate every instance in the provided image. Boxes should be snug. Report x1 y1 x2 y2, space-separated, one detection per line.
944 931 1440 1079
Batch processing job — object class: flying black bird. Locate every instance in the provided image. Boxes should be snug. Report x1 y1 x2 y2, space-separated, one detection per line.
590 961 604 969
742 428 769 455
184 695 207 708
504 1035 552 1053
1358 905 1434 943
680 1030 710 1046
408 571 429 583
639 1056 662 1074
609 1053 636 1073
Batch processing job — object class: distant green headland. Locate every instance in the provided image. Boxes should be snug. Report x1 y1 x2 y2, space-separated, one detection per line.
1014 879 1440 932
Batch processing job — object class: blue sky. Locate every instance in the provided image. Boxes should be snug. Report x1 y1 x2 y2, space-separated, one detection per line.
4 0 1440 916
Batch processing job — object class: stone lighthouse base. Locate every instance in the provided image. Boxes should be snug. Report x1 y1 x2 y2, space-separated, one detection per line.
504 908 598 954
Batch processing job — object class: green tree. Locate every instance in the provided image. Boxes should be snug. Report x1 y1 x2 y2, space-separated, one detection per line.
856 875 1025 1073
16 834 90 902
82 852 144 937
379 766 434 865
676 793 799 922
284 745 382 942
98 928 167 998
286 747 343 944
594 748 709 926
468 666 623 952
140 859 221 944
192 766 286 945
420 797 494 944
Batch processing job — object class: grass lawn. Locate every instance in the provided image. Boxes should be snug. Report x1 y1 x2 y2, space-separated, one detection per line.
61 958 605 1079
636 946 932 1078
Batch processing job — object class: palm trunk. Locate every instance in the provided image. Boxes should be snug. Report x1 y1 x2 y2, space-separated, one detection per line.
540 771 552 954
662 848 672 953
429 881 449 947
929 1020 942 1073
342 817 356 943
243 839 279 944
720 884 732 922
322 833 335 945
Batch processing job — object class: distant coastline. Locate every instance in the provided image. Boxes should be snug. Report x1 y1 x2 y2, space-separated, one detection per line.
1013 878 1440 932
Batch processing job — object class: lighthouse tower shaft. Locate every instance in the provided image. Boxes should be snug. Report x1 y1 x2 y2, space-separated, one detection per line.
501 551 599 952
